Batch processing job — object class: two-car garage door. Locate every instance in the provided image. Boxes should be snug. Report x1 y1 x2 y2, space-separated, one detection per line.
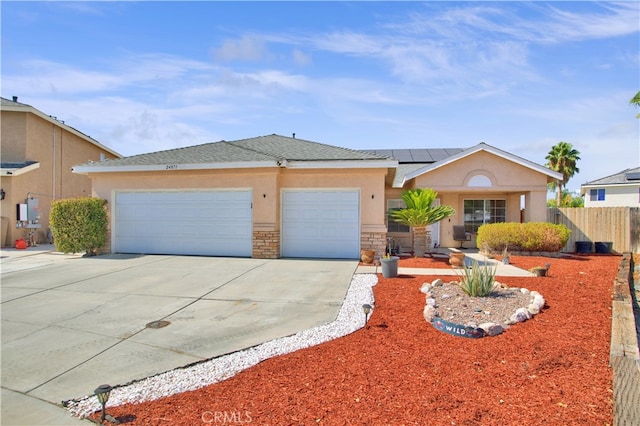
114 190 252 257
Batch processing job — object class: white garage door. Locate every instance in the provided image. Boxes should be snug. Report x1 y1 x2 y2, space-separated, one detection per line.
281 190 360 259
114 190 252 257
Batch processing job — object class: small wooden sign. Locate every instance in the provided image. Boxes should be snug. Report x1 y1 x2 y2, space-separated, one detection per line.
433 318 485 339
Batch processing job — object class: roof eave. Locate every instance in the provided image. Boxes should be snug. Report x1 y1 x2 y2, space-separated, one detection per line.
286 160 398 169
0 162 41 176
72 160 281 175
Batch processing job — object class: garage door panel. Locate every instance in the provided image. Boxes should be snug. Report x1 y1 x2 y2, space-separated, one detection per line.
114 191 252 257
282 190 360 259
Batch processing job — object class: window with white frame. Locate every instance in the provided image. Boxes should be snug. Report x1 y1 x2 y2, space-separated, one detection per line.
589 188 605 201
463 199 506 233
387 199 410 233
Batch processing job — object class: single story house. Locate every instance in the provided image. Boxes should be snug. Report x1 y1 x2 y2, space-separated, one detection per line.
580 167 640 207
73 134 562 259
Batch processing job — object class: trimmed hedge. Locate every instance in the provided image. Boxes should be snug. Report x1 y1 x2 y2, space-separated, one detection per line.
50 197 108 255
476 222 571 252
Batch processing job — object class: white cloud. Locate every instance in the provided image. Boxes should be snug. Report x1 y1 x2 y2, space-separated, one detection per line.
212 35 274 62
292 48 311 66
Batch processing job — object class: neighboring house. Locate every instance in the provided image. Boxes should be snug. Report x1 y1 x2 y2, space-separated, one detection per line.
0 97 121 247
580 167 640 207
73 135 561 259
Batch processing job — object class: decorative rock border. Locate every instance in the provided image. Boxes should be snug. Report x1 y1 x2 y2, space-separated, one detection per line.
420 278 546 338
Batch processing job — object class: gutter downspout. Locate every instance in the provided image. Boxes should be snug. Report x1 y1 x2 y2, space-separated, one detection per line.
52 124 56 200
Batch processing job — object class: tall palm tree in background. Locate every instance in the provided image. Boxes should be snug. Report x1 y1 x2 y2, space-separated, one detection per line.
389 188 455 257
545 141 581 207
631 91 640 118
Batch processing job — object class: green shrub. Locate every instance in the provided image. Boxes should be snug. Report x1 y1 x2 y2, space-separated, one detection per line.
476 222 570 252
457 260 497 297
50 197 108 255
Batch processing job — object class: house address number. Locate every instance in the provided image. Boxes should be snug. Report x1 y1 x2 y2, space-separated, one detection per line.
165 164 178 170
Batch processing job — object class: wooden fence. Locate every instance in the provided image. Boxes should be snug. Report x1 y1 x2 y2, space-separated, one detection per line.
546 207 640 254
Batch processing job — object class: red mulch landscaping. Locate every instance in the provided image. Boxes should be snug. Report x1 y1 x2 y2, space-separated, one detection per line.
98 254 620 425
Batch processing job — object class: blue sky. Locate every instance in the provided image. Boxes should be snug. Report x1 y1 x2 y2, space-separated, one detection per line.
2 1 638 193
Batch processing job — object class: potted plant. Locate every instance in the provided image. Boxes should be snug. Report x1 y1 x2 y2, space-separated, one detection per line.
501 247 510 265
449 251 465 267
529 263 551 277
360 249 376 264
381 253 399 278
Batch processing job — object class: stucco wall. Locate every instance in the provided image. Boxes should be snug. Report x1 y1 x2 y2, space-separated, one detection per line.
393 150 550 248
0 111 118 246
583 185 640 208
88 166 389 255
1 111 27 162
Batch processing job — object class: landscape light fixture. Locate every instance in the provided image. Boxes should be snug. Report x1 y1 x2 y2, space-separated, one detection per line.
94 384 112 422
362 304 372 326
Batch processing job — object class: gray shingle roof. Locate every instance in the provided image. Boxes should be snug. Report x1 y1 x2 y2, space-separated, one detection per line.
584 167 640 185
79 134 389 168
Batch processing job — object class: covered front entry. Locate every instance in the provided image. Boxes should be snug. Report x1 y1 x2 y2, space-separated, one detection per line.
114 190 252 256
281 190 360 259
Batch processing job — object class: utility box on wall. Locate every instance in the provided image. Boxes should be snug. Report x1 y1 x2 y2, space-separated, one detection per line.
16 203 28 221
27 197 39 223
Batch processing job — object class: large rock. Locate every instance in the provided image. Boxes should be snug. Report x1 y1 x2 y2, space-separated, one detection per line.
423 305 437 323
479 322 504 336
510 308 532 323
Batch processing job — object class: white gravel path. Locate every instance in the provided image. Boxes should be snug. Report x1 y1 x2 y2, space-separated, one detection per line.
67 273 377 419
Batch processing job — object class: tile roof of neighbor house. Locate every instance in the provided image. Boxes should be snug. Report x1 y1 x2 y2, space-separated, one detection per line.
73 134 396 173
583 167 640 185
0 96 122 158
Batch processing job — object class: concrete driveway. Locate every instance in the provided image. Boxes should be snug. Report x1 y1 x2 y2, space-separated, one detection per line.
1 246 358 425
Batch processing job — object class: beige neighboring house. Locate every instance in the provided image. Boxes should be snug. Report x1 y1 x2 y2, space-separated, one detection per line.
580 167 640 207
0 96 121 247
73 134 561 259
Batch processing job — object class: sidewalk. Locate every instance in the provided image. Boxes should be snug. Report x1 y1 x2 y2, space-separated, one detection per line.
355 251 535 277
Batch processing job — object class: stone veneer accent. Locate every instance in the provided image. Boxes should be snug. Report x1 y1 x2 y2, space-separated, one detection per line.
361 232 387 259
253 230 280 259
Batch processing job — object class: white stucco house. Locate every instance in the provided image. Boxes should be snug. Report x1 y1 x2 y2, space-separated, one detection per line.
580 167 640 207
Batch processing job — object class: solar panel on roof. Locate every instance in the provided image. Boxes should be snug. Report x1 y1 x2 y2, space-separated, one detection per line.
408 150 433 162
626 172 640 180
391 150 414 162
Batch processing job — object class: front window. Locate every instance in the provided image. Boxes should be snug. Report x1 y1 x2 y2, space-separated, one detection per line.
589 188 605 201
387 199 410 233
463 199 506 233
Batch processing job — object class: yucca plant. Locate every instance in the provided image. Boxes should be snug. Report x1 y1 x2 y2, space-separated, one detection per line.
457 260 497 297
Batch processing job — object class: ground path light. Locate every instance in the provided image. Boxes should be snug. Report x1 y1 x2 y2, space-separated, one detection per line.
94 384 112 423
362 304 372 326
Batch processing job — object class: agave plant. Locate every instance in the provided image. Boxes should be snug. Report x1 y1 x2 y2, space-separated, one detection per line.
457 260 497 297
389 188 455 257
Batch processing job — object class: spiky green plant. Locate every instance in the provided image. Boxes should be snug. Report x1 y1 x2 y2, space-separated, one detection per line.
389 188 455 257
457 260 497 297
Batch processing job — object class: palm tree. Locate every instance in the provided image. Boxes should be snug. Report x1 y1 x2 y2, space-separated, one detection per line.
545 141 581 207
389 188 455 257
630 91 640 118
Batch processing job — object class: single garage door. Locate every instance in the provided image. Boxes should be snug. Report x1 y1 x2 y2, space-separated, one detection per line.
281 190 360 259
114 190 252 256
